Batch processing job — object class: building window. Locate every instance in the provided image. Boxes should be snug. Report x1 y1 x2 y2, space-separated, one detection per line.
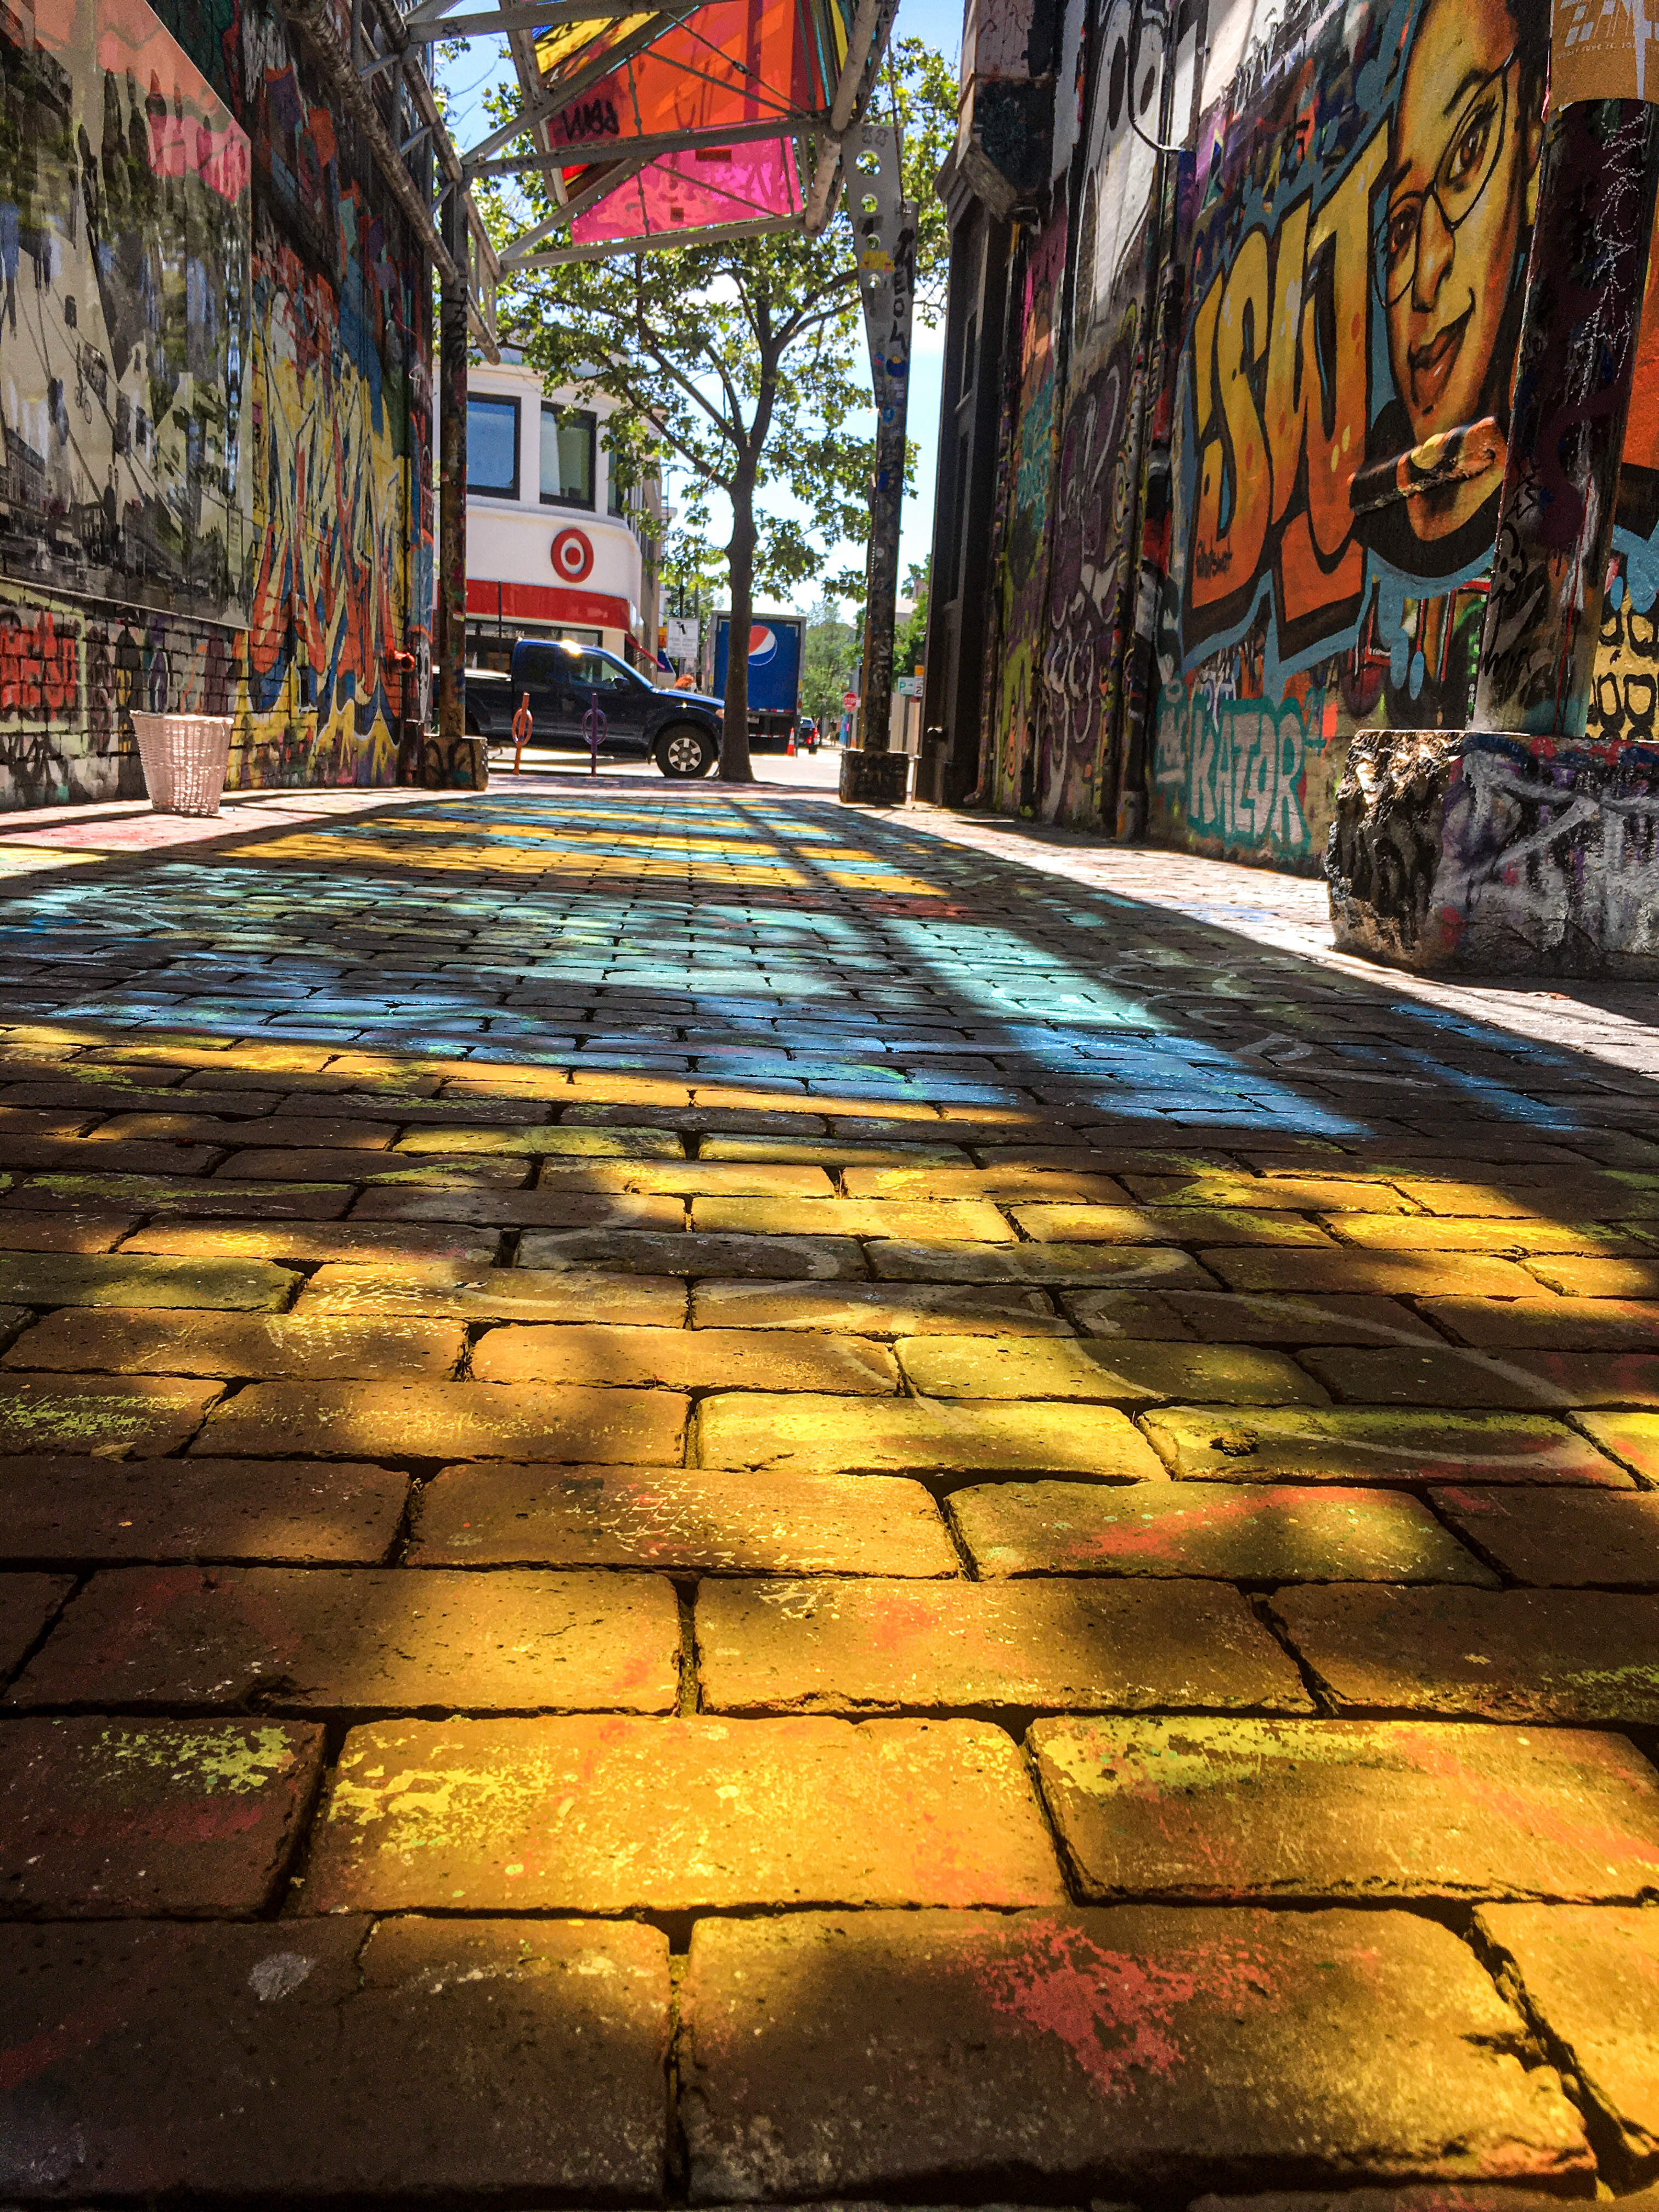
542 405 595 509
607 447 625 517
467 396 520 498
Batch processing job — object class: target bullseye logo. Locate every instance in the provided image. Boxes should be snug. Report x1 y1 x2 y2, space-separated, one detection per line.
551 527 594 583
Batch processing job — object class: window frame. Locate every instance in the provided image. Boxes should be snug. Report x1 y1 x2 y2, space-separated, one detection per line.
541 403 597 511
467 394 521 501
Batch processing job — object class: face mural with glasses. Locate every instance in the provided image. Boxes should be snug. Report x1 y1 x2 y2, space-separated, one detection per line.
1380 0 1542 535
1147 0 1551 867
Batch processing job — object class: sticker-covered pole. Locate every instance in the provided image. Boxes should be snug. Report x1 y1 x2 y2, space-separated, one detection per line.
1474 67 1659 735
841 125 916 807
436 183 471 784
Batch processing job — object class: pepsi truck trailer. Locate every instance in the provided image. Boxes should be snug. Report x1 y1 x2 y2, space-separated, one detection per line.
710 612 805 751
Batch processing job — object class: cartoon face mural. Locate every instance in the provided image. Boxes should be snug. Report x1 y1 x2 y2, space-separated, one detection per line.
1379 0 1542 530
1148 0 1547 865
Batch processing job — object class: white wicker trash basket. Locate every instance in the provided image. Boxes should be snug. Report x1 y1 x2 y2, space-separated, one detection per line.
131 713 235 816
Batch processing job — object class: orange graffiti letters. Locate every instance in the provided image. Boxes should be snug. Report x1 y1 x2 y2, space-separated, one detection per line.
1188 129 1385 655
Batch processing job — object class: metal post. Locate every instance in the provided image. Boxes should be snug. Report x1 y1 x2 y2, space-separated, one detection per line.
860 410 905 751
1472 98 1659 738
436 184 473 785
840 124 915 806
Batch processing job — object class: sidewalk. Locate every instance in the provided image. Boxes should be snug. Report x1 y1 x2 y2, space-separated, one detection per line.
0 770 1656 2200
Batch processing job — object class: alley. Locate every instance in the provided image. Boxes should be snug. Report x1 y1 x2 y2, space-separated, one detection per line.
0 775 1657 2198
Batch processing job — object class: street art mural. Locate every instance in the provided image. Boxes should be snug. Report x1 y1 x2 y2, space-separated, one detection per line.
1145 0 1549 865
1035 0 1176 826
0 0 252 619
0 0 427 807
244 212 422 787
988 206 1065 815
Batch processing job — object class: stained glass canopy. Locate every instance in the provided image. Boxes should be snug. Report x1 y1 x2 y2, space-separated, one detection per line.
407 0 894 266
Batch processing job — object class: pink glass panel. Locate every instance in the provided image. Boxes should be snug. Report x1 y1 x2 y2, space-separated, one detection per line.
572 136 802 244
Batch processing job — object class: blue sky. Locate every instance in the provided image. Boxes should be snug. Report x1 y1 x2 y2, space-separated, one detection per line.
444 0 964 617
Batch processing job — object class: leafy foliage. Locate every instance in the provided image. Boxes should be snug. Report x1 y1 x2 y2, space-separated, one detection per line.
895 555 930 680
802 597 859 729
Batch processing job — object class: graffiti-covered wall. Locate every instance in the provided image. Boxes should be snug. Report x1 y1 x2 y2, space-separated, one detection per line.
1034 0 1175 826
961 0 1633 871
1150 0 1549 868
987 206 1065 814
0 0 430 809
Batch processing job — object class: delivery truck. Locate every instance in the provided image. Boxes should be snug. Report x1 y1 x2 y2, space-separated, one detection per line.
710 611 805 749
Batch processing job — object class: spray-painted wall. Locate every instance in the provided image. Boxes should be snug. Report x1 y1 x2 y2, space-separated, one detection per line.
1154 0 1550 868
0 0 430 809
1034 0 1161 826
987 206 1065 813
963 0 1659 872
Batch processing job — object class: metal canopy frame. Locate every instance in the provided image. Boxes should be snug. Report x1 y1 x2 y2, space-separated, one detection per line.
440 0 898 261
289 0 899 376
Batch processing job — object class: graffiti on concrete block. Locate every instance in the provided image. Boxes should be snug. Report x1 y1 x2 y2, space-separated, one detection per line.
1333 725 1659 970
0 581 249 806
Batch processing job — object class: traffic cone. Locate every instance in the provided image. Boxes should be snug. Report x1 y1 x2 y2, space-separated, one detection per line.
786 731 797 755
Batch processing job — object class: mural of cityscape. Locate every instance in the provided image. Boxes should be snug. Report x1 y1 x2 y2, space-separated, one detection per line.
0 0 428 805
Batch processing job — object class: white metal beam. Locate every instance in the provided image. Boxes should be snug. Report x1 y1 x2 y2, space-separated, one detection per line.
508 212 795 267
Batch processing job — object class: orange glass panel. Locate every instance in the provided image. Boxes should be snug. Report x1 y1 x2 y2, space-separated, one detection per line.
537 0 839 150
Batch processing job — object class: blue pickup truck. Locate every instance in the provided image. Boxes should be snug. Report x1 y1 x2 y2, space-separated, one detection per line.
464 639 723 778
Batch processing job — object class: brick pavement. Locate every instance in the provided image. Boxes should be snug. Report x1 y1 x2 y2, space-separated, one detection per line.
0 771 1656 2200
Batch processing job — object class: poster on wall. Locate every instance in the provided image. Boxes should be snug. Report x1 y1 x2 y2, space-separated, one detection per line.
0 0 253 625
1153 0 1548 864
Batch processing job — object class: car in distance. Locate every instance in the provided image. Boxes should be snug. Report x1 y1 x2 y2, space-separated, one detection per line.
465 640 723 777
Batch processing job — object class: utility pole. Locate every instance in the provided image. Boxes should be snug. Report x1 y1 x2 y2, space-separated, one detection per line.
839 122 914 807
435 182 472 783
1472 95 1659 738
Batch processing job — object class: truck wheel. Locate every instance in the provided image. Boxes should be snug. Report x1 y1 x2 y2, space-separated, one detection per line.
655 724 715 778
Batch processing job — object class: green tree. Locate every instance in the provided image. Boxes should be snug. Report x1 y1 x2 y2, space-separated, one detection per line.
802 596 857 730
479 36 954 779
895 555 929 681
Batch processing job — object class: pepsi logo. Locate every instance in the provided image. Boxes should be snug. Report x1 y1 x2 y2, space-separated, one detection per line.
747 624 777 664
551 528 594 583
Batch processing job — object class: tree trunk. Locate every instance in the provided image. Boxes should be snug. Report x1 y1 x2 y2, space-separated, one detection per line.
720 469 757 782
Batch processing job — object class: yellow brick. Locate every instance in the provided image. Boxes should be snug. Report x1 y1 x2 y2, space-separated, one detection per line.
1328 1216 1640 1254
1011 1206 1337 1246
471 1324 898 1393
841 1167 1128 1201
689 1197 1014 1242
695 1392 1167 1476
